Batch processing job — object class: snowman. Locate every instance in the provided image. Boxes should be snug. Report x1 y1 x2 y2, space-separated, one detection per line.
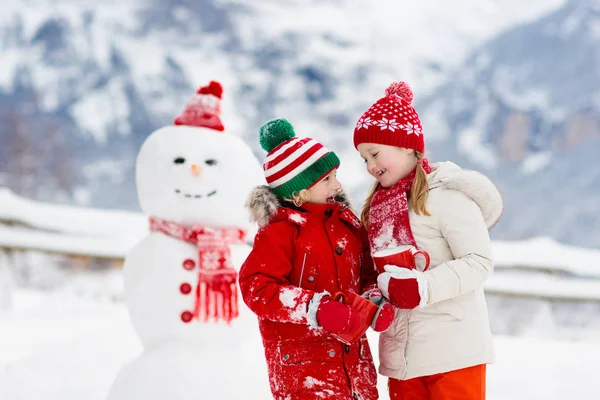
107 81 271 399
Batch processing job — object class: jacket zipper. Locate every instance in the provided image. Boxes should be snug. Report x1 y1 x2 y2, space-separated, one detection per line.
298 253 307 288
402 309 410 379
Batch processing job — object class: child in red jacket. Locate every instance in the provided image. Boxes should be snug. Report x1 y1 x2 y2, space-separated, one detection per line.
239 118 393 400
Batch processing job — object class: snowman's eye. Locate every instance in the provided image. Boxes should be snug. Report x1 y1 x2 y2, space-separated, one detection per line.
205 159 218 166
174 157 186 164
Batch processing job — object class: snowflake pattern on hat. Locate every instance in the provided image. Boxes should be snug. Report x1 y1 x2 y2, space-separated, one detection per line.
356 116 374 130
356 98 422 135
402 122 422 136
353 81 425 152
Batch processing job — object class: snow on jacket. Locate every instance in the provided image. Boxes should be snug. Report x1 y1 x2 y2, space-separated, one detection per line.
239 186 378 400
379 161 503 380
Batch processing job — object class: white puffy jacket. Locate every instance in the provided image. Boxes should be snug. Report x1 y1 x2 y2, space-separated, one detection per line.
378 161 503 380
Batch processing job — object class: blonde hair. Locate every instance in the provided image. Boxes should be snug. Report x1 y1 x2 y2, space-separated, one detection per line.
287 189 311 207
361 151 430 229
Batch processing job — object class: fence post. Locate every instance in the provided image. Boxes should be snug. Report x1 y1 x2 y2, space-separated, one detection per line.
0 248 14 313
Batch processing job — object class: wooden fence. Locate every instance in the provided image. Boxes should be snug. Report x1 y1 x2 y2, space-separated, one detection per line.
2 188 600 303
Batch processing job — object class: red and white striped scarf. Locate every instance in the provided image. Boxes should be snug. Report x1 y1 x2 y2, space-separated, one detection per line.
149 217 246 324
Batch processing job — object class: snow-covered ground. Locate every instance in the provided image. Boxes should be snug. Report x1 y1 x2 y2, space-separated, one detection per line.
2 189 600 398
1 268 599 400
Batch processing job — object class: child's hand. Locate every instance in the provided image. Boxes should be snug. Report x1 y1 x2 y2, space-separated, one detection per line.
363 288 394 332
371 301 395 332
377 265 429 310
362 287 383 303
316 297 361 334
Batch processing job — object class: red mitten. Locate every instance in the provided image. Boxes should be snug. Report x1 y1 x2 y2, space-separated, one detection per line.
377 265 428 310
372 301 395 332
363 288 394 332
316 297 361 334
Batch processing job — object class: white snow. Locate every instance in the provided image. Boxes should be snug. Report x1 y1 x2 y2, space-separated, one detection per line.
373 245 414 257
279 287 301 308
0 187 146 238
0 50 20 91
0 187 147 254
336 237 348 249
457 102 499 168
1 280 599 400
288 213 306 225
279 287 306 322
303 376 326 389
3 186 600 302
70 79 132 143
2 1 598 397
493 237 600 278
372 225 397 251
0 224 135 259
2 192 600 398
0 0 568 150
486 271 600 302
521 152 552 174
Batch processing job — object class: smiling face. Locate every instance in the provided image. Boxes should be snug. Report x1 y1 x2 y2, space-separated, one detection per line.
136 126 264 229
306 169 342 204
357 143 417 188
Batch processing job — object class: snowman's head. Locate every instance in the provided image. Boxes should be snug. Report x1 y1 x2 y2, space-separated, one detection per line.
136 125 264 230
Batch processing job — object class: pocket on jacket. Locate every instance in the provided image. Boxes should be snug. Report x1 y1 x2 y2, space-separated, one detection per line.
278 339 341 365
358 336 372 360
296 253 318 290
271 340 344 398
420 299 465 321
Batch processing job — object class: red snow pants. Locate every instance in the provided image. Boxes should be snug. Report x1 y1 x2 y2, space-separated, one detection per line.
388 364 486 400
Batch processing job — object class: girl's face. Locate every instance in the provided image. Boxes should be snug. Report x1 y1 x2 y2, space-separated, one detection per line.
307 169 342 204
357 143 417 188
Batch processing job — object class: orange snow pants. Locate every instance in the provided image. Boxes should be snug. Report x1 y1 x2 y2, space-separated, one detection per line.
388 364 486 400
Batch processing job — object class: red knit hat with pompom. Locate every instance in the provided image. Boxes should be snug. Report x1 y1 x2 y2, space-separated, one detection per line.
353 81 424 152
173 80 225 131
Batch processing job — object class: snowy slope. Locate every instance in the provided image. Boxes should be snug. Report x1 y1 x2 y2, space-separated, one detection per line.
1 189 600 398
4 0 598 247
417 0 600 247
0 0 565 205
420 0 600 165
1 277 599 400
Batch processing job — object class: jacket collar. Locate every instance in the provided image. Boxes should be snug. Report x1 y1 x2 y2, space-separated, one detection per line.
427 161 503 229
246 185 361 229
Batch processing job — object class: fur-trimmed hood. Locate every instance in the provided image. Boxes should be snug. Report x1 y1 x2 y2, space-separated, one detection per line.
427 161 503 229
246 186 353 228
246 162 503 230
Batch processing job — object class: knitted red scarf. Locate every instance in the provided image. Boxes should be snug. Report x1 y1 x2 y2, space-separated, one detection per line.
149 217 246 324
368 159 432 253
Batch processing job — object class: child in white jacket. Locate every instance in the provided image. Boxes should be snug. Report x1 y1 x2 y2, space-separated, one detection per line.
353 82 503 400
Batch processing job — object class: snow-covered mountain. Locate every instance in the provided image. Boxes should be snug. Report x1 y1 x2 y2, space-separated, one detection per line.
4 0 599 247
421 0 600 166
420 0 600 247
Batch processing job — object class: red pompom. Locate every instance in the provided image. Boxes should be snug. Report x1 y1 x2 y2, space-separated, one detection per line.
197 80 223 99
384 81 413 104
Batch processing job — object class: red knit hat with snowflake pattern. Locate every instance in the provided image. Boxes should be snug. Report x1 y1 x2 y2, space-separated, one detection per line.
174 80 225 131
353 82 424 152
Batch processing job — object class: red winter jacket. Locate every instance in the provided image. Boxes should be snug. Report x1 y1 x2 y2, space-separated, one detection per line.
239 186 379 400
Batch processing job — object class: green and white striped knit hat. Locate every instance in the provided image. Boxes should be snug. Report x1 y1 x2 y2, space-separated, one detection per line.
259 118 340 199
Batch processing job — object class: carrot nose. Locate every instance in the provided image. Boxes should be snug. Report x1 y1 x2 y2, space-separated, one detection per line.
191 164 201 176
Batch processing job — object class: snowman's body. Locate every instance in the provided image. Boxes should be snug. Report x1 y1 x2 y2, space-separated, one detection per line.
107 122 270 399
106 337 268 399
123 236 259 346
